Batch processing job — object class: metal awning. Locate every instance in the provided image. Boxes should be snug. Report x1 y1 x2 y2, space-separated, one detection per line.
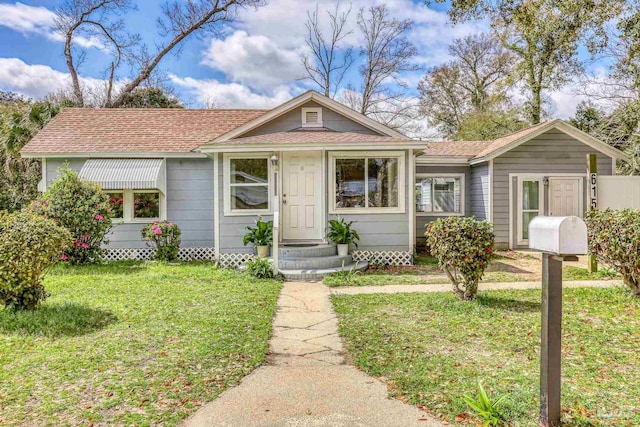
79 159 166 193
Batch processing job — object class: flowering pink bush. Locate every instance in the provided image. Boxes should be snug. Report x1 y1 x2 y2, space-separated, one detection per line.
30 166 113 264
141 220 181 261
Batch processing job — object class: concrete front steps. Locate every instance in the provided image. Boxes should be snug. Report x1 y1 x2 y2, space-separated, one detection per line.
277 244 368 281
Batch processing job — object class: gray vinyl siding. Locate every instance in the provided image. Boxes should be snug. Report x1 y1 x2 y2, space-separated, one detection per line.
44 157 215 249
492 129 614 247
327 150 411 252
217 155 273 254
415 165 470 245
166 158 214 248
470 163 489 221
243 101 380 136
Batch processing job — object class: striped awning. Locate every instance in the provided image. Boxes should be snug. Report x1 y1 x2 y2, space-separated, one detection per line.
79 159 165 193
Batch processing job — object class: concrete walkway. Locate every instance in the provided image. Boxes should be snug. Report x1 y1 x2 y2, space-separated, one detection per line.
330 279 622 295
184 281 443 427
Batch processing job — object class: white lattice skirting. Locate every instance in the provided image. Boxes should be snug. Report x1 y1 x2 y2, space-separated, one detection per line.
352 250 414 266
219 253 255 269
102 247 216 261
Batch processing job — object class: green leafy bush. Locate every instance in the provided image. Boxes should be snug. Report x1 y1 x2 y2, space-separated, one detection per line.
0 211 72 310
30 166 113 265
141 220 181 261
585 209 640 296
326 217 360 245
245 257 274 279
463 381 508 426
242 217 273 247
426 217 494 300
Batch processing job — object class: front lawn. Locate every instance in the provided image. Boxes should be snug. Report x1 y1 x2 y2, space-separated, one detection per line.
332 287 640 426
324 252 619 287
0 262 282 426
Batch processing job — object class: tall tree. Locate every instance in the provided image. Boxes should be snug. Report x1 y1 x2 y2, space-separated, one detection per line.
55 0 139 107
55 0 265 108
435 0 627 124
301 3 354 98
418 32 516 136
356 5 419 117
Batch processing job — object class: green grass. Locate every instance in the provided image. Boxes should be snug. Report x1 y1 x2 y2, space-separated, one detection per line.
332 287 640 426
563 266 620 281
0 261 282 426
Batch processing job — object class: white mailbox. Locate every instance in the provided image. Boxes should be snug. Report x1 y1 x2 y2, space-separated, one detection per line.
529 216 588 256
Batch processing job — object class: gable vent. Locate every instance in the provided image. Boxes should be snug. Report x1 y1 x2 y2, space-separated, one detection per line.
302 107 323 127
306 111 319 123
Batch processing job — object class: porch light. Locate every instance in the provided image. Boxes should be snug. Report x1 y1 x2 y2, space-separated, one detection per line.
270 154 279 167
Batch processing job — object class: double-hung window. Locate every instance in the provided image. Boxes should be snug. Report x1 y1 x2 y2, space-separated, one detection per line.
330 151 405 214
415 174 464 215
224 154 272 215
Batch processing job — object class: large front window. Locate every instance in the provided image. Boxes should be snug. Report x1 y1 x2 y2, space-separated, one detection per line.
416 174 463 215
224 155 271 215
331 152 404 213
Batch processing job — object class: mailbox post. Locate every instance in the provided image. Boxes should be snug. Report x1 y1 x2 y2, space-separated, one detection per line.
529 216 588 427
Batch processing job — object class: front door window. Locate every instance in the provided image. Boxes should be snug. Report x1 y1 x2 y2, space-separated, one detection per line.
519 179 542 243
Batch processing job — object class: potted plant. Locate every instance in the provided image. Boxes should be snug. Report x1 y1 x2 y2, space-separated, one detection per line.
243 217 273 258
326 217 360 256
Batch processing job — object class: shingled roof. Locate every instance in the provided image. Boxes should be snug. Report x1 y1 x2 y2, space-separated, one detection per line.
213 129 404 146
422 121 566 159
21 108 267 154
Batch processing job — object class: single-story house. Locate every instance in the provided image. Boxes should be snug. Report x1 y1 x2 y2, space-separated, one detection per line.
21 90 628 276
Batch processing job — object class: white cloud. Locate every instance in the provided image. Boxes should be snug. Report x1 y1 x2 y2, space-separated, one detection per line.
235 0 488 69
0 58 106 99
0 2 55 35
202 31 305 90
169 74 297 109
0 2 103 48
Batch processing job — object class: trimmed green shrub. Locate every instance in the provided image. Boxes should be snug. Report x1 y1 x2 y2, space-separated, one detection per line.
141 220 181 261
426 216 495 301
0 211 72 310
30 166 113 264
245 257 274 279
585 208 640 296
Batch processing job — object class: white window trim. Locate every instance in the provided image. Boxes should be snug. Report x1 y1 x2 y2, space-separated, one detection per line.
301 107 323 128
223 153 273 216
415 173 465 217
106 189 166 223
329 151 406 215
105 190 125 221
516 176 544 246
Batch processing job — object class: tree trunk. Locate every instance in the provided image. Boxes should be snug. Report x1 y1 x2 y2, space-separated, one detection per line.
623 276 640 297
64 28 84 107
530 85 542 124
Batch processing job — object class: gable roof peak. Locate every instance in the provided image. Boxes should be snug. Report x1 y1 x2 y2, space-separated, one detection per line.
206 89 409 144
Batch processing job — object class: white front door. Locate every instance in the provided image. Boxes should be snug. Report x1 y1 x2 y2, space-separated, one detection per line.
282 151 323 240
549 178 581 217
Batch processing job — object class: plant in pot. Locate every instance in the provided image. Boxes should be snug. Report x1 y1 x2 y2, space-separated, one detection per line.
327 217 360 256
243 217 273 258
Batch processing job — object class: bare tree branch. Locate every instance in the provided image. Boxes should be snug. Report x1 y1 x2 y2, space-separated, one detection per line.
356 5 419 116
300 2 354 98
55 0 138 106
110 0 265 108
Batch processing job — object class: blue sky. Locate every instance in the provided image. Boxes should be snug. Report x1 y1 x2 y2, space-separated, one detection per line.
0 0 601 117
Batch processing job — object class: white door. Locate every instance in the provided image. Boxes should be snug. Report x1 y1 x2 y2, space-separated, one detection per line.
549 178 581 217
282 151 323 240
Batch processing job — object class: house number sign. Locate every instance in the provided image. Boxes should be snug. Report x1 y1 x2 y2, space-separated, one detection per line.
589 173 597 210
